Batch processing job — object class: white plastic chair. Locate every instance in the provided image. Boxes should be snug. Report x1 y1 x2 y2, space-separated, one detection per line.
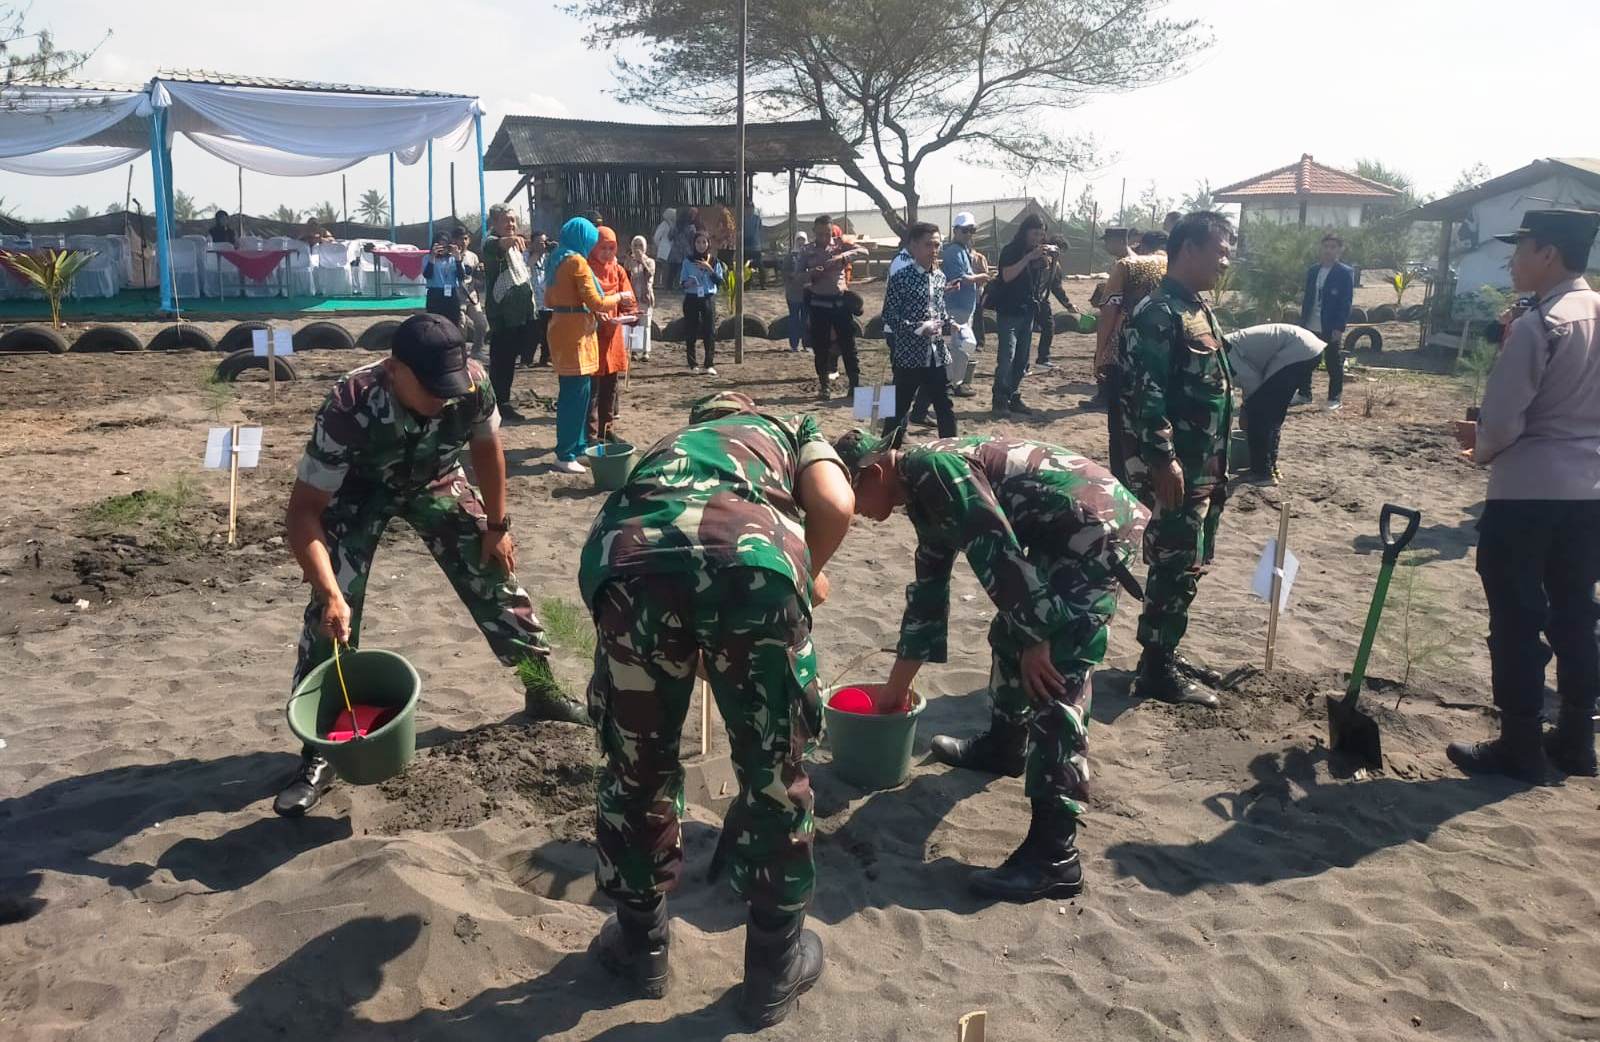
267 236 314 296
201 242 240 298
313 241 359 296
31 235 63 249
67 237 118 299
168 237 203 299
102 234 132 287
239 234 268 251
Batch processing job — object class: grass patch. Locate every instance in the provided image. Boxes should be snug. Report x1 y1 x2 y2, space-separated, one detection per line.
83 477 204 547
539 597 596 657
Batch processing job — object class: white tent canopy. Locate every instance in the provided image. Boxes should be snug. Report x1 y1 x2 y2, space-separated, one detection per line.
0 70 488 310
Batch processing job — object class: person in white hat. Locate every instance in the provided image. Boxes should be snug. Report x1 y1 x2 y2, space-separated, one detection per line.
940 211 989 400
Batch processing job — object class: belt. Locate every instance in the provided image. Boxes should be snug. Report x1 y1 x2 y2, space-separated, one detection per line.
810 295 847 309
548 305 589 314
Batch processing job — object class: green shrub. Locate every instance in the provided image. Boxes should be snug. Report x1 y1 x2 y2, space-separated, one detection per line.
1234 220 1323 317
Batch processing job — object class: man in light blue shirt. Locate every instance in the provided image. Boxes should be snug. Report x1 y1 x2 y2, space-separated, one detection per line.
941 211 988 400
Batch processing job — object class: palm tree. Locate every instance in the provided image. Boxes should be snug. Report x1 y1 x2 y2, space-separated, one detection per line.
312 201 339 224
269 205 301 223
355 189 389 226
172 191 200 222
1181 180 1216 213
65 204 91 220
103 203 121 215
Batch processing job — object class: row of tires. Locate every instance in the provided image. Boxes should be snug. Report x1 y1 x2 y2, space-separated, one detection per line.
0 319 397 356
1248 303 1423 328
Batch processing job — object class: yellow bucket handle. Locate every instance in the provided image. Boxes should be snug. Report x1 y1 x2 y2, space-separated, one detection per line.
331 639 363 739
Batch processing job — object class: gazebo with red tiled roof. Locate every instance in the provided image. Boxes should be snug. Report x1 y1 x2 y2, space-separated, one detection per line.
1215 154 1400 228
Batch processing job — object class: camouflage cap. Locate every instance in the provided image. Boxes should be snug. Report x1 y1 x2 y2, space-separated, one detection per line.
832 428 895 476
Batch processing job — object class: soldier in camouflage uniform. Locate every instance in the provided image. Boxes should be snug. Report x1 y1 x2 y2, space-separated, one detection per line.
275 314 586 818
837 429 1149 901
577 391 855 1028
1095 242 1168 479
1114 212 1237 708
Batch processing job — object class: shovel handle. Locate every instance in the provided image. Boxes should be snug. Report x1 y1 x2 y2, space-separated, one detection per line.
1378 504 1421 564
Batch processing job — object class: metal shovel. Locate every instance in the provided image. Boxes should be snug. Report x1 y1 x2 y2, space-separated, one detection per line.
1326 503 1421 768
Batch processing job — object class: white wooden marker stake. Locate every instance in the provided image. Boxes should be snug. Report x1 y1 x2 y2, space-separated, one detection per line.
205 426 263 547
252 327 294 402
1265 501 1290 670
700 677 711 757
227 422 241 544
957 1010 987 1042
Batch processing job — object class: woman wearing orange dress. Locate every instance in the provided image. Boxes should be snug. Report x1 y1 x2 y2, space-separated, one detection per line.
545 217 630 473
587 226 635 444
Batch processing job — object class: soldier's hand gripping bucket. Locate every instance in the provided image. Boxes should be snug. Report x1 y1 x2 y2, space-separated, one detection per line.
286 646 420 785
585 441 637 491
823 684 926 790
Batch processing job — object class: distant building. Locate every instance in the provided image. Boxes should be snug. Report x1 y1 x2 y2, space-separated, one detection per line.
1215 154 1400 229
1407 157 1600 298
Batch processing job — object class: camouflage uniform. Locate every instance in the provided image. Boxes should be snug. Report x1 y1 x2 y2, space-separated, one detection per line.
1115 276 1234 655
1098 253 1168 482
894 437 1148 818
292 359 550 688
578 391 842 914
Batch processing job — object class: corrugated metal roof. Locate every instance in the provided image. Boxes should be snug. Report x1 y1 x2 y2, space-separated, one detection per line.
1215 154 1400 201
484 115 848 173
1406 158 1600 221
0 79 146 94
155 69 474 99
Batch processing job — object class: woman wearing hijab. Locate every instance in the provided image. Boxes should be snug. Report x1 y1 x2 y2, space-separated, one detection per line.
680 229 726 375
623 235 657 360
783 231 811 352
545 217 632 474
587 227 635 444
652 209 676 291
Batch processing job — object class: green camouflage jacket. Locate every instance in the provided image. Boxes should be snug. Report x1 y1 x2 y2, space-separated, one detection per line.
897 437 1150 663
1116 275 1234 486
295 359 498 498
579 392 846 611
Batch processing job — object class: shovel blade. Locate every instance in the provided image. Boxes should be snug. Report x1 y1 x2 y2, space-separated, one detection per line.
1326 693 1382 769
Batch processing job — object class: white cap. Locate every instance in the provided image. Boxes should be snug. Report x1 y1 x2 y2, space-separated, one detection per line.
952 211 977 229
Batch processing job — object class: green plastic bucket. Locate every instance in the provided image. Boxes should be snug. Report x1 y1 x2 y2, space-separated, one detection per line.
1075 312 1098 334
822 685 926 791
585 441 637 491
285 647 420 785
1228 429 1251 473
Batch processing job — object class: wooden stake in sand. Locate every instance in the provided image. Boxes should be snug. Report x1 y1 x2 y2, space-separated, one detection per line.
700 677 712 757
957 1010 987 1042
1265 501 1290 670
227 421 241 545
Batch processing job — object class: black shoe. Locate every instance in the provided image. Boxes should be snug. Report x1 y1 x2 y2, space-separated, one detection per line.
1447 715 1550 783
595 896 671 998
1007 397 1034 416
1544 713 1598 777
500 405 527 424
520 658 593 726
970 800 1083 901
929 717 1026 777
1173 654 1226 688
273 752 335 817
1133 648 1218 707
741 907 825 1029
991 402 1010 418
951 384 977 398
910 415 935 430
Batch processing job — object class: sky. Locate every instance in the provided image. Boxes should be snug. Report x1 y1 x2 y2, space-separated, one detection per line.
6 0 1597 227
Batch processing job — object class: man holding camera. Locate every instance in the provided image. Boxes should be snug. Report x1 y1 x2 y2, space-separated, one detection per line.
988 214 1056 417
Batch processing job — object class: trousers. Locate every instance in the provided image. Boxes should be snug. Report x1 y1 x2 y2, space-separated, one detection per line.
1136 484 1227 654
992 309 1034 406
488 320 537 406
1477 499 1600 721
810 299 860 389
1298 325 1344 401
1242 360 1317 475
588 372 621 443
590 569 822 913
292 469 550 690
683 295 716 368
886 364 956 437
556 374 592 462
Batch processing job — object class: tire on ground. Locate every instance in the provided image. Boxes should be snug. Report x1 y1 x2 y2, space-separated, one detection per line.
214 347 300 383
0 324 69 354
863 315 885 339
767 315 792 342
1052 311 1079 334
147 323 217 352
1348 306 1368 324
663 316 688 342
217 321 270 354
71 324 144 353
1368 304 1398 323
293 320 356 352
1344 326 1383 353
1400 303 1425 321
355 319 403 351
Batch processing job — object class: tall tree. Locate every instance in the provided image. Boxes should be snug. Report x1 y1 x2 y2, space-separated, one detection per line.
1 5 109 87
1451 162 1492 195
355 188 389 226
1181 179 1215 212
172 191 200 222
65 204 90 220
103 202 120 215
269 205 301 223
312 201 339 223
1352 158 1422 211
570 0 1207 235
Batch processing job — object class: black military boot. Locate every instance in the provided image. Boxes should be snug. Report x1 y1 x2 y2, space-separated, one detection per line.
519 658 592 726
273 751 335 817
740 905 825 1029
1133 648 1219 708
969 800 1083 901
929 716 1027 777
1447 713 1551 784
1544 708 1598 777
595 895 671 998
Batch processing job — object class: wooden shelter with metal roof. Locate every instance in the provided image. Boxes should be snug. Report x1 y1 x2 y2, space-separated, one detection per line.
484 115 849 246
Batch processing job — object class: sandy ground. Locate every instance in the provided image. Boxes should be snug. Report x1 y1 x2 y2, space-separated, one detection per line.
3 283 1599 1042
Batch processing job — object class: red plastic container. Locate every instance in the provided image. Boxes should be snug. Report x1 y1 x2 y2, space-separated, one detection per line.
828 686 877 715
325 704 398 742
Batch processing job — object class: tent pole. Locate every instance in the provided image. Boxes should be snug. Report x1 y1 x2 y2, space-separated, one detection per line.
427 139 435 248
389 152 397 242
150 108 175 314
733 0 747 365
237 166 244 238
474 112 488 244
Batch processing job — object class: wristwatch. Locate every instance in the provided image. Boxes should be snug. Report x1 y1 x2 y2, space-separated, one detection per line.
486 515 511 533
